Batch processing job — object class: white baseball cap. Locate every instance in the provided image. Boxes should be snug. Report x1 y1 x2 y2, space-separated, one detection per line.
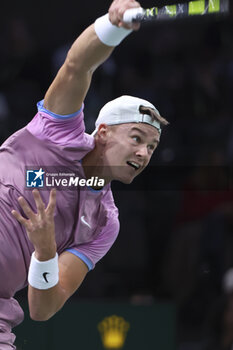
91 95 162 136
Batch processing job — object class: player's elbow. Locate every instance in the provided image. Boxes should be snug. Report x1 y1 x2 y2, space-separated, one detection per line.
30 315 50 322
29 300 64 321
65 50 93 76
30 313 51 322
65 53 78 73
29 309 54 322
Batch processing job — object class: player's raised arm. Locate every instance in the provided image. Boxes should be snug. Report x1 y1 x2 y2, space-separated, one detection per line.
43 0 141 116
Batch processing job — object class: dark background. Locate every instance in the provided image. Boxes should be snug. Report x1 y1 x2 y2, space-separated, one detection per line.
1 1 233 348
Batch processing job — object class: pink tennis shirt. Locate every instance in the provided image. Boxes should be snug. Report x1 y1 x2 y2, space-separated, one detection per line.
0 100 120 300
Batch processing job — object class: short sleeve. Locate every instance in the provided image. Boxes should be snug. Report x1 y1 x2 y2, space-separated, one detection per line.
66 217 120 271
26 100 86 146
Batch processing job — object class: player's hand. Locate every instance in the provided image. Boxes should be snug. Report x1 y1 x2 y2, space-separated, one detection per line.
109 0 141 30
11 189 57 261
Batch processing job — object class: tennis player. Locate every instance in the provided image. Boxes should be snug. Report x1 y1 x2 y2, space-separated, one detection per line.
0 0 168 348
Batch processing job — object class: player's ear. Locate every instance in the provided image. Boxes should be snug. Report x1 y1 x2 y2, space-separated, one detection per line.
96 124 110 144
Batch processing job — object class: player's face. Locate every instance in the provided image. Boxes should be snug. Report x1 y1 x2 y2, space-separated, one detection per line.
104 123 160 184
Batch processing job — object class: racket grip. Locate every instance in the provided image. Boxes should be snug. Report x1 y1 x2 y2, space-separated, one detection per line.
123 7 145 23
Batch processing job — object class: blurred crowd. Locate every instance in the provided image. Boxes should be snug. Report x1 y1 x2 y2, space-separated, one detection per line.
1 2 233 349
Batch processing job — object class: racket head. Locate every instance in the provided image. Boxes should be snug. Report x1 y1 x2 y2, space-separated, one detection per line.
123 0 229 23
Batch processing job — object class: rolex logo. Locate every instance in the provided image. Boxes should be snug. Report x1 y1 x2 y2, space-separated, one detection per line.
98 315 130 349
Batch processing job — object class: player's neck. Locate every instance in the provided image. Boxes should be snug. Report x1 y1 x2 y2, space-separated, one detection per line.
82 149 112 186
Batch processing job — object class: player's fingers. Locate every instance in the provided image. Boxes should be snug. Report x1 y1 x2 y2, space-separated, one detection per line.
121 5 141 28
109 0 140 27
11 209 29 228
46 189 56 217
32 189 46 218
119 1 140 18
131 22 140 30
17 196 36 222
119 21 140 30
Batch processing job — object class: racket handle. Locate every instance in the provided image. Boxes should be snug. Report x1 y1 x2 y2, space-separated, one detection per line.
123 7 145 23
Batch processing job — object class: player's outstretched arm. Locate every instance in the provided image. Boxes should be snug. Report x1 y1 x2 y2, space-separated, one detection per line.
43 0 140 116
12 189 88 321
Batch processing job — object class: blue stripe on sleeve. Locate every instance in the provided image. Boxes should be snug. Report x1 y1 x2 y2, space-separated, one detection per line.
65 248 94 271
37 100 83 120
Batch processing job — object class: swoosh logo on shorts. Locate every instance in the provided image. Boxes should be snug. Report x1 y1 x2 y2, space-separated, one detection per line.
81 216 91 228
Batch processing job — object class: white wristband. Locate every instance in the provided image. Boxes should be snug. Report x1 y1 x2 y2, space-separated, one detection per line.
94 13 132 47
28 252 59 290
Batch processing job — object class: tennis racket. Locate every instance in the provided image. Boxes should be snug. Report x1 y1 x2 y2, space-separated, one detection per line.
123 0 229 22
